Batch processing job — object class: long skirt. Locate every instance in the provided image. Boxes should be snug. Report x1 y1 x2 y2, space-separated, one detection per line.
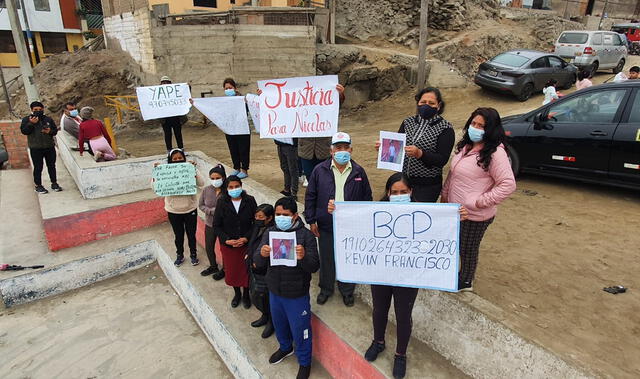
220 244 249 287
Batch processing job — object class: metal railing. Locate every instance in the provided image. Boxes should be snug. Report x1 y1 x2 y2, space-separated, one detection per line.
104 95 139 124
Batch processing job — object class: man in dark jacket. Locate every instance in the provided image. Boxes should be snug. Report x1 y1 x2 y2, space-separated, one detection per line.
304 132 372 307
254 197 319 379
20 101 63 194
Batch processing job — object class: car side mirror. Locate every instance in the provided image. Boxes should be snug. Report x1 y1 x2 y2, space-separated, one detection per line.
533 114 555 130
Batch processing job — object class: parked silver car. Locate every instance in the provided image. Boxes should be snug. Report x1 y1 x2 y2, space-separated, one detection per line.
554 30 627 74
474 50 578 101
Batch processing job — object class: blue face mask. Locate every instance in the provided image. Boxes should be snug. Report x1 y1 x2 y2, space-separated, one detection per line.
69 110 79 117
224 89 236 96
468 126 485 142
389 194 412 203
275 215 293 231
228 187 243 198
333 151 351 165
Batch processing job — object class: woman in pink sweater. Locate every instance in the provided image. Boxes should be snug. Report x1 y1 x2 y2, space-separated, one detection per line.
441 107 516 292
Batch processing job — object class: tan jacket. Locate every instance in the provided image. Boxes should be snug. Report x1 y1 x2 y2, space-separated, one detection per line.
297 137 331 160
163 174 205 214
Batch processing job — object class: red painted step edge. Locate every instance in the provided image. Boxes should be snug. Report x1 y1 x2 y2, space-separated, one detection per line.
312 315 386 379
43 198 167 251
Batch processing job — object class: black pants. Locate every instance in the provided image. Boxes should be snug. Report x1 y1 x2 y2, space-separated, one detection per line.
410 182 442 202
459 218 494 285
318 229 355 297
371 285 419 355
162 122 183 151
205 225 219 268
30 147 57 186
167 210 198 257
225 134 251 171
277 143 299 195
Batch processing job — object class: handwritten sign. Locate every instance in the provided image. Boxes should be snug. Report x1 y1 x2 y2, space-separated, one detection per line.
377 131 406 172
333 202 460 291
246 94 261 133
136 83 192 121
269 231 297 267
192 97 250 135
257 75 339 139
152 163 197 196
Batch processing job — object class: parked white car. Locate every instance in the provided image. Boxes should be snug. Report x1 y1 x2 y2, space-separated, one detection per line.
554 30 628 74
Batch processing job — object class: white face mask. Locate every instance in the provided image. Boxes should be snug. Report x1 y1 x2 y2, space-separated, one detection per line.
211 179 223 188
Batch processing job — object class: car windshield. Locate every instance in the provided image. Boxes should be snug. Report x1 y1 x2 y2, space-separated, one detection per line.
558 33 589 44
491 53 530 67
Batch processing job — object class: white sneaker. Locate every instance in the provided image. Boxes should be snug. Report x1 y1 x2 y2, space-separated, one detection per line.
94 151 103 161
303 178 308 187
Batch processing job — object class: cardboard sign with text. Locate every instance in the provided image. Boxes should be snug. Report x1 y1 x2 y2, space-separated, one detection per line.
136 83 192 121
152 163 197 196
192 97 250 135
257 75 339 139
333 201 460 291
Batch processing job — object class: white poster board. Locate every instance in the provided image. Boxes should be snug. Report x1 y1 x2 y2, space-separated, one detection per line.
377 131 406 171
136 83 192 121
333 202 460 291
246 93 293 144
269 231 297 267
257 75 339 139
192 97 250 135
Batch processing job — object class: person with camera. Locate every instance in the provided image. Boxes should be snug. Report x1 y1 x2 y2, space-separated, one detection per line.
20 101 63 194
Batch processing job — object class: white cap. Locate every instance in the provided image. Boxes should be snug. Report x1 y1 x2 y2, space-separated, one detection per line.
331 132 351 145
160 76 171 82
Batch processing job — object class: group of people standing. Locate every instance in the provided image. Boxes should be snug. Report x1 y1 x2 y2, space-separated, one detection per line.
20 100 117 194
157 84 516 379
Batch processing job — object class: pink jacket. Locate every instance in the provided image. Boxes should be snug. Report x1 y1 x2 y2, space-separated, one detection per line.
441 144 516 221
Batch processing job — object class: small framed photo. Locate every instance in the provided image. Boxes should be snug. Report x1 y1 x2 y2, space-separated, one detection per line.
269 231 297 267
377 131 406 172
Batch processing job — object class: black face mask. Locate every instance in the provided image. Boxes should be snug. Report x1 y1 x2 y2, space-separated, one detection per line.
417 104 438 120
33 110 44 117
254 220 265 228
169 159 185 164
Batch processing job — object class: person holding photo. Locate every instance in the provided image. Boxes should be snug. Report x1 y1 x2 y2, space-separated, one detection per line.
441 107 516 292
376 87 454 202
254 197 319 379
154 149 204 267
330 173 467 379
213 175 257 308
198 164 227 280
247 203 275 338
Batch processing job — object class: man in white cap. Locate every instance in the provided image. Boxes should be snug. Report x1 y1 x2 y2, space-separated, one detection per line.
304 132 372 307
159 76 184 152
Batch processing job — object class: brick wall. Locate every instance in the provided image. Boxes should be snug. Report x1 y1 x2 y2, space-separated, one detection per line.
103 11 157 74
0 120 30 169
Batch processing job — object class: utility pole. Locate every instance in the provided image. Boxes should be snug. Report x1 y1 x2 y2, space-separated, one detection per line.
330 0 336 44
6 0 40 103
19 0 40 64
598 0 610 30
416 0 429 87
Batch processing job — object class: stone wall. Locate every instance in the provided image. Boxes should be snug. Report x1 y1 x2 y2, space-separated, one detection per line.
335 0 500 41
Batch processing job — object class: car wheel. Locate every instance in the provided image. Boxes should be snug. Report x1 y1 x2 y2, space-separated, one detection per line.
590 61 599 74
562 74 576 90
517 83 534 102
613 59 625 74
505 144 520 178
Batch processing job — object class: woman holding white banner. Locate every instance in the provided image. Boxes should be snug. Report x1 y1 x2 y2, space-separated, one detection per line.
222 78 251 179
441 107 516 292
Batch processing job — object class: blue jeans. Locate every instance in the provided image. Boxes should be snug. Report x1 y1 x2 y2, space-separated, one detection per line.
270 292 312 366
